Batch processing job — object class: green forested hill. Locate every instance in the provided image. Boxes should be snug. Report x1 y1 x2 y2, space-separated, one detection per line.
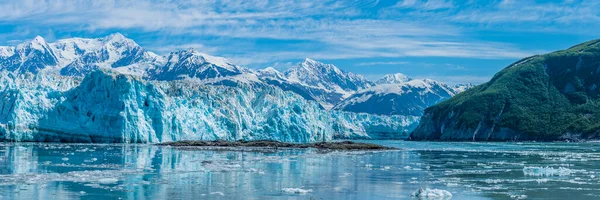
410 39 600 141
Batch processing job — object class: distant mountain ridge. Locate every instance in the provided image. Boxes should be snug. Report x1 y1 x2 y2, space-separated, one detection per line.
334 79 466 116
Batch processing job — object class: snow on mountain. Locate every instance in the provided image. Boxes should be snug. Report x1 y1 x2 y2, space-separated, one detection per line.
256 67 286 79
52 33 162 76
452 83 475 93
255 65 342 109
255 58 375 109
284 58 375 96
0 70 417 143
147 48 245 81
0 36 59 73
0 33 162 76
376 73 411 84
334 79 458 116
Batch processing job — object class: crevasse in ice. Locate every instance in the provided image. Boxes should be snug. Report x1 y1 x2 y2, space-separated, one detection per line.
0 70 419 143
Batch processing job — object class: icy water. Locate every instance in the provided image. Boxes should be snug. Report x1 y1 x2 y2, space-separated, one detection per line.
1 141 600 199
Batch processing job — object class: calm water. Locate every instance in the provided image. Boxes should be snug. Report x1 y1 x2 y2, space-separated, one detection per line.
0 141 600 199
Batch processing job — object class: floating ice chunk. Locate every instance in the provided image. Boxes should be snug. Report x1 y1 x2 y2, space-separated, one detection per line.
510 194 527 199
411 188 452 199
282 188 312 194
97 178 119 184
210 192 224 196
61 157 69 161
523 167 573 176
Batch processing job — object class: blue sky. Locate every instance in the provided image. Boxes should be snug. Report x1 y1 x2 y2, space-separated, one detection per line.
1 0 599 84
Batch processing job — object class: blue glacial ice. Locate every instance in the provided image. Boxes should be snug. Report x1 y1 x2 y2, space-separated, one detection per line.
0 70 419 143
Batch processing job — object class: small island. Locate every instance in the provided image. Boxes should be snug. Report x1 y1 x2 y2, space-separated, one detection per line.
157 140 396 151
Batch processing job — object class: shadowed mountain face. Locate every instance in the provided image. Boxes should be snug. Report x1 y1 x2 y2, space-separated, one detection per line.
410 39 600 141
334 79 460 116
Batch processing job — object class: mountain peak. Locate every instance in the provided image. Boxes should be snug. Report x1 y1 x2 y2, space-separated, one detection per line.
262 67 279 73
300 58 341 73
32 35 46 43
103 33 137 46
303 58 318 64
16 35 50 53
106 33 126 41
376 73 411 84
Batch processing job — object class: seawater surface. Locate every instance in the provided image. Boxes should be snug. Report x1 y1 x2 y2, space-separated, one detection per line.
1 141 600 199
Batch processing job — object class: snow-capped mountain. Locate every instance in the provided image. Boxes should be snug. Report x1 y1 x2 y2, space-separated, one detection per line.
0 33 162 76
334 78 470 116
0 36 59 73
452 83 475 93
256 59 376 109
284 58 375 95
375 73 411 84
147 48 246 80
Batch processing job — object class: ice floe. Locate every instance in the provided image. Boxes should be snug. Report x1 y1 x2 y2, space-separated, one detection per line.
411 188 452 199
282 188 312 194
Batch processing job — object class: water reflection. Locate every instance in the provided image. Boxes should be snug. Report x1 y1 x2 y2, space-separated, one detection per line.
4 141 600 199
0 143 450 200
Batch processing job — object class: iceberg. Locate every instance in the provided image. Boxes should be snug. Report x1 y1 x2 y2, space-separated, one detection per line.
0 70 418 143
411 188 453 199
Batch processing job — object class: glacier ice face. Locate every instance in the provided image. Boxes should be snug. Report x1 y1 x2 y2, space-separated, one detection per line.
0 70 418 143
330 111 419 140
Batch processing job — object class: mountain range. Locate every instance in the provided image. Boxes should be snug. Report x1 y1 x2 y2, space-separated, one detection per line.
0 33 471 115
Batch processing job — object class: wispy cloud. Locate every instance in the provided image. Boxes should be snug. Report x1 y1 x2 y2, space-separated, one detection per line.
0 0 553 65
357 61 410 66
147 43 219 55
415 75 492 85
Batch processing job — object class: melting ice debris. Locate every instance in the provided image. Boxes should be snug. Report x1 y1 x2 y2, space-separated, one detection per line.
411 188 453 199
210 192 225 196
0 70 416 143
282 188 312 194
97 178 119 185
523 167 574 176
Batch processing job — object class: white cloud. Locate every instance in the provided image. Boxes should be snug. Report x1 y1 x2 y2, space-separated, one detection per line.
0 0 575 67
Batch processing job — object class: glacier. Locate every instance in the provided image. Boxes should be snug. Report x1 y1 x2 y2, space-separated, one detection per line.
0 70 419 143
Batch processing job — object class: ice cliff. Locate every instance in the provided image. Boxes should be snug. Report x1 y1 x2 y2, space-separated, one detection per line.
0 70 418 143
